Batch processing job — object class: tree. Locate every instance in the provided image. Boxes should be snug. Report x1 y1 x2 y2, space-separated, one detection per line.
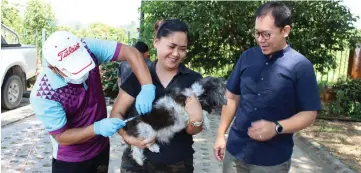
23 0 56 47
1 0 23 34
69 23 127 43
122 21 139 43
141 1 359 77
56 26 76 33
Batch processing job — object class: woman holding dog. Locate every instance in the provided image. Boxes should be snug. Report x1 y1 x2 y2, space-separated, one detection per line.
110 19 205 173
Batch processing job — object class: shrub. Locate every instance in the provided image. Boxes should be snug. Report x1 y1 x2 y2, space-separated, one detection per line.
322 78 361 120
100 62 119 99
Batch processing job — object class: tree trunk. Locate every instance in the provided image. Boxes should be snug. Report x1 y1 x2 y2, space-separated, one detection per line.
348 41 361 79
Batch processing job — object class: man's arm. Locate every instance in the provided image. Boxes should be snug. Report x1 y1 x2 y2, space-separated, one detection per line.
214 53 243 161
30 96 97 146
248 111 317 141
52 126 96 145
85 38 155 114
279 111 317 134
217 90 240 137
217 55 243 136
248 58 321 141
213 90 240 161
279 59 320 133
83 38 152 86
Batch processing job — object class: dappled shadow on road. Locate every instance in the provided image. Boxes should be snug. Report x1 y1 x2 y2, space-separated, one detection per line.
290 155 329 173
1 116 52 173
301 120 361 172
1 111 342 173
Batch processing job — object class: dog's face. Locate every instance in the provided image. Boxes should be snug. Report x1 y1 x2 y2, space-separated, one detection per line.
197 77 227 113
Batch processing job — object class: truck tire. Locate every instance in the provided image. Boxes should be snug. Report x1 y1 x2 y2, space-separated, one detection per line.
1 75 24 110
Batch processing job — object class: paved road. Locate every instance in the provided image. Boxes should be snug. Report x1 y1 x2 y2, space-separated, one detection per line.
1 104 337 173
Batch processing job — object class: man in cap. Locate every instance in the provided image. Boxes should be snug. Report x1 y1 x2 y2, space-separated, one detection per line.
30 31 156 173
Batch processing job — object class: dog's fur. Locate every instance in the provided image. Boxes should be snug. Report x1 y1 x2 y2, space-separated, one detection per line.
123 76 226 165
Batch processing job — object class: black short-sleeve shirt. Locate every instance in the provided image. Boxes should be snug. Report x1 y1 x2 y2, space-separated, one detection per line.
117 58 152 85
121 60 202 164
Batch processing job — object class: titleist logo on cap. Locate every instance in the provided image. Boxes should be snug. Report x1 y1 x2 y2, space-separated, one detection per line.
57 43 80 61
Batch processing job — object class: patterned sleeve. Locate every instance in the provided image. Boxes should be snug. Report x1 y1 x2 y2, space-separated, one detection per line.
30 86 67 135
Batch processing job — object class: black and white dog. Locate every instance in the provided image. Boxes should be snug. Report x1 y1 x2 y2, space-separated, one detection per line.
123 76 226 165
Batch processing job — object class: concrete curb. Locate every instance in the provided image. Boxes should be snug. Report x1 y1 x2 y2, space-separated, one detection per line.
1 105 35 127
294 133 355 173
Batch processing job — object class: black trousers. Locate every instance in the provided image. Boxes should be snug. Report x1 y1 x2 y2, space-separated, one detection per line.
121 146 194 173
52 145 110 173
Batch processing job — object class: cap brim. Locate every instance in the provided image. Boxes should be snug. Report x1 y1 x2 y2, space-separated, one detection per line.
57 46 95 80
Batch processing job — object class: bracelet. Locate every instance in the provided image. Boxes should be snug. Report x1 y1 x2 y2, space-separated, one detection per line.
187 117 203 127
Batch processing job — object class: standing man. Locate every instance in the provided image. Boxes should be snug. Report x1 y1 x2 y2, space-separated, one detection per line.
213 2 321 173
118 41 152 87
30 31 156 173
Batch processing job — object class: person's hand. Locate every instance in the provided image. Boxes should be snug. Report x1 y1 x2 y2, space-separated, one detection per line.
213 135 227 161
123 134 155 149
135 84 156 115
248 120 277 142
94 118 126 137
185 93 203 121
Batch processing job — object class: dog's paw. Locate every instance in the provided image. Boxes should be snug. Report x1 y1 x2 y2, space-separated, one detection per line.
134 157 144 166
131 146 145 166
148 144 160 153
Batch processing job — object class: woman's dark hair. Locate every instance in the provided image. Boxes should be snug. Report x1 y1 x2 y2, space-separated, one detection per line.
255 2 292 28
154 19 190 42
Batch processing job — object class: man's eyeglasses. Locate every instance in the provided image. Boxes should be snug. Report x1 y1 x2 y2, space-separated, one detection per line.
253 30 272 40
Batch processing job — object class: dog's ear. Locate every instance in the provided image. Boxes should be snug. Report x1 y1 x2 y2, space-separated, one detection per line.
201 103 213 114
169 87 187 106
197 76 227 111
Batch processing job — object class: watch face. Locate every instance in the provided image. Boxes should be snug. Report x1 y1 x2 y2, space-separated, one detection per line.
276 125 283 133
192 122 202 127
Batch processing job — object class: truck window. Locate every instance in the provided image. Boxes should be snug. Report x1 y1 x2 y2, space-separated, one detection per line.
1 24 20 46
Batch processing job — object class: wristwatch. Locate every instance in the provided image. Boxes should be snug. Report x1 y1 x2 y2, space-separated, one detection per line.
187 118 203 127
275 121 283 134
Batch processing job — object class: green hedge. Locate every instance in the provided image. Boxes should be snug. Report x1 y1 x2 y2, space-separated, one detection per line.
320 78 361 121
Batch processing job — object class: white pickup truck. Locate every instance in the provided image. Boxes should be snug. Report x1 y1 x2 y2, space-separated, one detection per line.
1 24 37 110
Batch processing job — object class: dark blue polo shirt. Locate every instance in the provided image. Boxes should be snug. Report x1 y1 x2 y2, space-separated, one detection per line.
121 61 202 164
226 45 321 166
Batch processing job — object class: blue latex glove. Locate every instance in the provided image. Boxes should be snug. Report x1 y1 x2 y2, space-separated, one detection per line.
135 84 156 115
94 118 126 137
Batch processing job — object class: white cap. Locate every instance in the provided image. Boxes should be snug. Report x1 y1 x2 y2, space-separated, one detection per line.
43 31 95 80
